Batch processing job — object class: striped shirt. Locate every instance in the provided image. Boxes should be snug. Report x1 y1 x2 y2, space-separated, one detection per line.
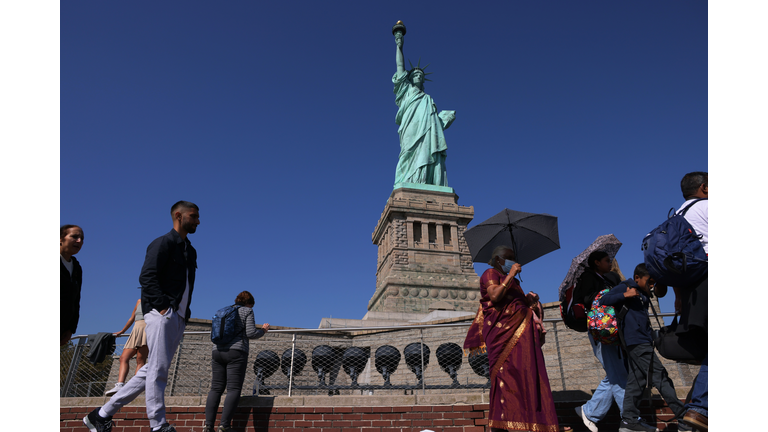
213 306 265 354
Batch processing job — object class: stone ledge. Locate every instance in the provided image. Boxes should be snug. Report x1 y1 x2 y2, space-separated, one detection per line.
60 393 489 408
60 387 691 409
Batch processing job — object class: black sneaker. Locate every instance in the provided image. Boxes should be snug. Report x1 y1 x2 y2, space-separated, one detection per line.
154 423 178 432
618 419 659 432
83 408 113 432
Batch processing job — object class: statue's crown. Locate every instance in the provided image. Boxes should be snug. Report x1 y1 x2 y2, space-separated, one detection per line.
408 58 433 82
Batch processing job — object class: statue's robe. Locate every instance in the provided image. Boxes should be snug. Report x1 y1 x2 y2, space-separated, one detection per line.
393 70 453 186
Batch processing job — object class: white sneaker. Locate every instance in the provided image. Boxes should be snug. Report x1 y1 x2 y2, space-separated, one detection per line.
104 382 124 396
575 405 598 432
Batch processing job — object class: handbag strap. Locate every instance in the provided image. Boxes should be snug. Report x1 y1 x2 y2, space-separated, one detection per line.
647 294 664 329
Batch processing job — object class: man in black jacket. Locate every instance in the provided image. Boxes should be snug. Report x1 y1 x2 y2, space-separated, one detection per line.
84 201 200 432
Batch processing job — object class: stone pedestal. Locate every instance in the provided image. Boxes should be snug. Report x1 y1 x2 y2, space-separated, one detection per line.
368 186 480 314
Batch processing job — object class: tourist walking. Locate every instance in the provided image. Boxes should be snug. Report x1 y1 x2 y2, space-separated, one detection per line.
600 263 690 432
573 250 626 432
84 201 201 432
674 172 708 431
464 246 569 432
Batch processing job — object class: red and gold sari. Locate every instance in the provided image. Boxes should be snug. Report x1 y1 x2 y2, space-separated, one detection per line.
464 268 560 432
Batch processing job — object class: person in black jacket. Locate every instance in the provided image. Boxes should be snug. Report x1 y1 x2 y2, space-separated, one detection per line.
599 263 689 432
61 224 84 346
84 201 200 432
573 250 625 432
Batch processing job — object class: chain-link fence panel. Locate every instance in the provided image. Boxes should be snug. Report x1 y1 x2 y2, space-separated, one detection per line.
60 337 118 397
61 324 492 398
167 325 490 397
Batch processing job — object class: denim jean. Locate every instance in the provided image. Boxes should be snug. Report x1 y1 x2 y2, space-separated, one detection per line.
582 335 627 423
685 356 708 417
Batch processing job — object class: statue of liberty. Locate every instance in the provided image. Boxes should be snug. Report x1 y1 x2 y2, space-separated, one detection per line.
392 21 455 188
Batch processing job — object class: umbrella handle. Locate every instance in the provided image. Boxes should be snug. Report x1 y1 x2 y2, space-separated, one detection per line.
508 227 522 282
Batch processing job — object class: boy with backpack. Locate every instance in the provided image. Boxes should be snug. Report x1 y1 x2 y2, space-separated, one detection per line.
599 263 690 432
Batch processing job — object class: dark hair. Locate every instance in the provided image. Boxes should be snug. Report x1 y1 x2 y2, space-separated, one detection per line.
487 245 514 267
680 172 707 199
633 263 649 278
587 250 609 271
234 291 255 306
170 201 199 217
60 224 82 239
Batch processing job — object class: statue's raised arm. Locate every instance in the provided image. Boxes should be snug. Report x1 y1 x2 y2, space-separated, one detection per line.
394 21 406 76
390 21 454 189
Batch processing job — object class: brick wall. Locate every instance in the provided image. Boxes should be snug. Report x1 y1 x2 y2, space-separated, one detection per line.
61 403 489 432
60 393 690 432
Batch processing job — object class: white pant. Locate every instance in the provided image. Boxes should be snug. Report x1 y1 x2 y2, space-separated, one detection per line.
101 308 186 428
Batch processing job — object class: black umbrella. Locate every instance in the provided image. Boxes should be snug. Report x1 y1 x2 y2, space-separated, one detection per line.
464 208 560 266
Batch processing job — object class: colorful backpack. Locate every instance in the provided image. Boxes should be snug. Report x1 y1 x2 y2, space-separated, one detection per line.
587 288 620 345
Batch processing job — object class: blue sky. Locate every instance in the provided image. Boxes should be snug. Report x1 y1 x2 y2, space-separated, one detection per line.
4 1 767 427
56 1 711 335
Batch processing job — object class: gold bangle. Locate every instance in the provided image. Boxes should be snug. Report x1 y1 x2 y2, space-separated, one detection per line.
501 281 508 288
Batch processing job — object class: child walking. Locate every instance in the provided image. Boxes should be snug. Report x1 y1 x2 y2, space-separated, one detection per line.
599 263 691 432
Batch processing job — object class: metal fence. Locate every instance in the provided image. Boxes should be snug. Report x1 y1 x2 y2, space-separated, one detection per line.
60 322 491 398
60 313 682 399
60 336 117 397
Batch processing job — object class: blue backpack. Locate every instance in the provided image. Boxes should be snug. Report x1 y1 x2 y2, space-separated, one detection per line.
211 305 242 345
642 198 707 287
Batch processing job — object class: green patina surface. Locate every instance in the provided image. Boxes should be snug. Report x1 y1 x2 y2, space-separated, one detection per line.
393 182 455 194
392 22 455 190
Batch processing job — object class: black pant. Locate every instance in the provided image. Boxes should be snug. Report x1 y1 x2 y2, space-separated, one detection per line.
623 343 685 422
205 349 248 428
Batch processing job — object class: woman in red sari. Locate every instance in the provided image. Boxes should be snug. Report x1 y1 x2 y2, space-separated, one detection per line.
464 246 569 432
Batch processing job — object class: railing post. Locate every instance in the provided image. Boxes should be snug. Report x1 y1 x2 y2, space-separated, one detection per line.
420 329 425 395
61 337 87 397
169 338 183 396
552 321 567 391
288 333 296 397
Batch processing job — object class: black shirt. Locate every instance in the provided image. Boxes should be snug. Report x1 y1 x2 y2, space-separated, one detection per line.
573 269 621 310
